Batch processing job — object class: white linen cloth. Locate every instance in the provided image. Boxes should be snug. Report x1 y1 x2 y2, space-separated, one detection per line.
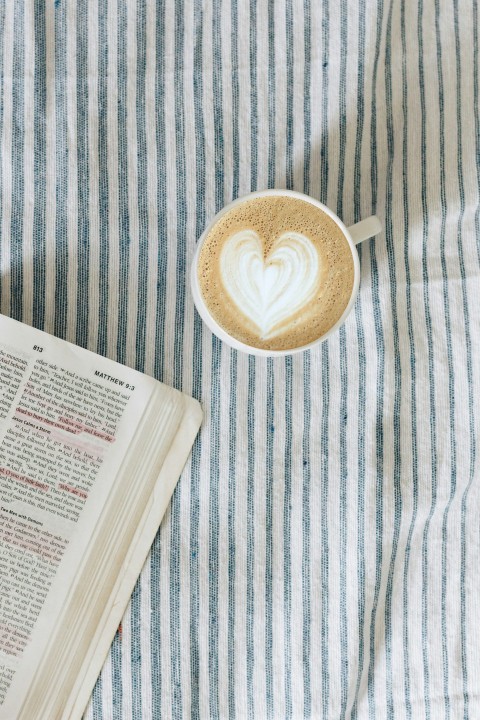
0 0 478 717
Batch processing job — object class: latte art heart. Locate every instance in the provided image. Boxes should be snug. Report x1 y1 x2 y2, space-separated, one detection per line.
197 195 355 350
220 230 320 339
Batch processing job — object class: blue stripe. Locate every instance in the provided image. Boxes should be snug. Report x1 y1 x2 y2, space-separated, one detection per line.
10 0 25 322
367 1 386 716
383 1 403 716
53 0 68 340
95 0 109 356
231 0 240 199
208 335 221 720
170 1 189 715
91 676 103 720
400 0 418 715
303 0 311 195
418 0 438 714
336 0 347 221
189 0 206 715
434 2 456 717
75 0 89 346
33 0 47 329
134 0 148 375
150 2 165 716
351 302 367 720
285 0 294 191
339 325 349 720
320 342 330 718
246 355 256 719
267 0 275 189
188 351 202 720
283 355 293 720
172 0 187 391
227 351 238 719
208 2 225 715
171 484 184 720
116 0 129 366
249 0 258 190
302 2 312 715
265 358 274 720
350 0 367 714
130 579 142 719
213 0 224 213
319 0 329 203
149 532 163 720
320 2 330 716
153 0 167 385
301 351 312 719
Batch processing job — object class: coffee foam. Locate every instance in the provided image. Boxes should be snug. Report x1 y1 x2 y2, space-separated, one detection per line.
197 196 355 351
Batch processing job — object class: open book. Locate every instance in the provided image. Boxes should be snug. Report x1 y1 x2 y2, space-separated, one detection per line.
0 314 202 719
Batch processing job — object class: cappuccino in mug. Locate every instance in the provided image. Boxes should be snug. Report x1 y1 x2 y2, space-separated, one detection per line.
196 195 355 351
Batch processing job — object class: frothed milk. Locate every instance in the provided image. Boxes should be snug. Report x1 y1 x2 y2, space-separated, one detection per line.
197 195 355 351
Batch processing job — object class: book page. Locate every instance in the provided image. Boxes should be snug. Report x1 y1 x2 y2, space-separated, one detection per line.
0 315 156 713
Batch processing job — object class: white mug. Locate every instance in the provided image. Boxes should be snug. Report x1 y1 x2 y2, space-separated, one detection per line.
190 189 381 356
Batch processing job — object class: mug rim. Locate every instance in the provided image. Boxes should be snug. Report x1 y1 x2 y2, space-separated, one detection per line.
190 189 361 356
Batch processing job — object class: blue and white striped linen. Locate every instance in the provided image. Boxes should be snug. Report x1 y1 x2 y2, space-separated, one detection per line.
0 0 479 717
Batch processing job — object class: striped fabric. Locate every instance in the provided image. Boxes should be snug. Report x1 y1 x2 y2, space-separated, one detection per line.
1 0 479 717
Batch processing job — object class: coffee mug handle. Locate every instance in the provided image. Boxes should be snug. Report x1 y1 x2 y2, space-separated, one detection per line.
347 215 382 245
